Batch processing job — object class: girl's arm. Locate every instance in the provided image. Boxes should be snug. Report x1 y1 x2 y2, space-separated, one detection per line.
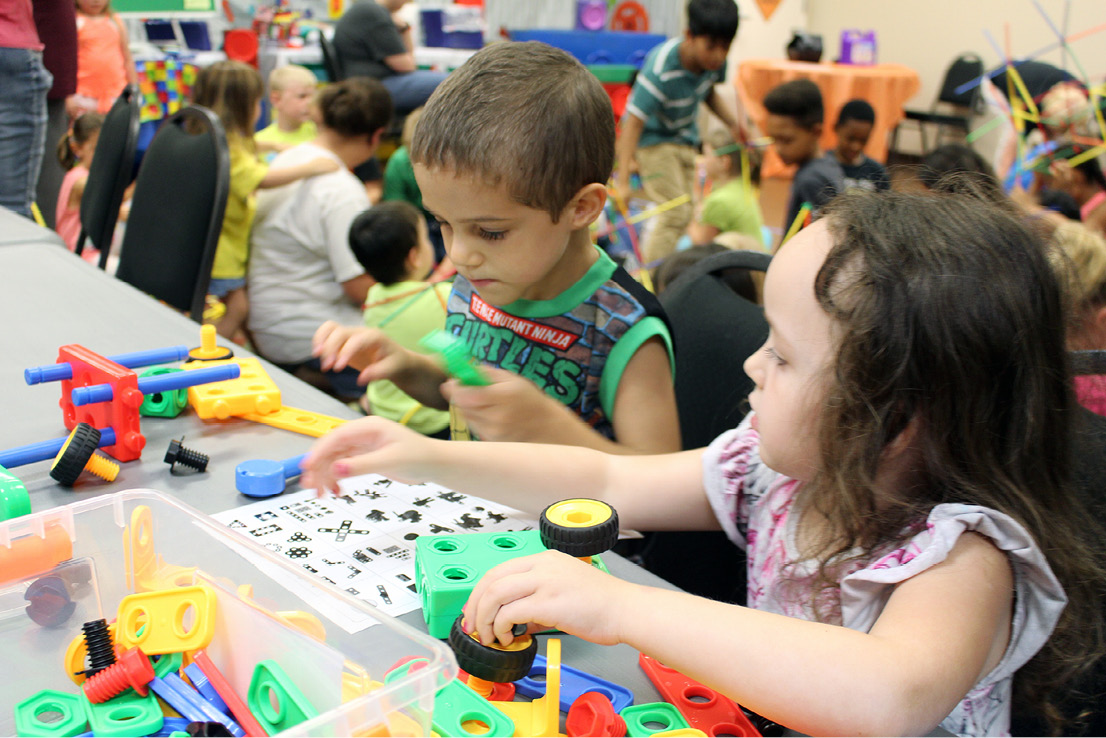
114 15 138 85
68 171 90 210
467 531 1013 737
258 157 340 189
301 416 716 532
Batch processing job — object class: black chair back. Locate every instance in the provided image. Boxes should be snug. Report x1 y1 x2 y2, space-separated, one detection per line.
114 105 230 322
937 53 985 109
320 32 345 83
74 85 140 269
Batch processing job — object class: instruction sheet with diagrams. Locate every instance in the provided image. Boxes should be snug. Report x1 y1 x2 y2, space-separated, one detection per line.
211 473 536 620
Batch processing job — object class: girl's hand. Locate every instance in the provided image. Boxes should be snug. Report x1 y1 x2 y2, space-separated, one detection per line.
442 368 573 443
462 550 636 648
312 321 411 385
300 416 435 495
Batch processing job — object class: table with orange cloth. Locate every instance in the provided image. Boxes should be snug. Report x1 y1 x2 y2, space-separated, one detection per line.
736 59 921 178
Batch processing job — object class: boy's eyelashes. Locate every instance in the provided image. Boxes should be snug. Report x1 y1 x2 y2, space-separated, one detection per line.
430 216 506 241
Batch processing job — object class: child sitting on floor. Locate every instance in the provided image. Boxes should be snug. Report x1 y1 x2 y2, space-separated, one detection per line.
688 129 764 248
348 200 451 436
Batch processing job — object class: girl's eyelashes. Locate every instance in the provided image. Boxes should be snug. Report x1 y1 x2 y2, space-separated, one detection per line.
478 228 506 241
764 346 786 365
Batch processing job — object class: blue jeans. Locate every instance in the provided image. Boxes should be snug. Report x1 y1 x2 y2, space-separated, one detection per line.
0 48 52 219
381 70 448 115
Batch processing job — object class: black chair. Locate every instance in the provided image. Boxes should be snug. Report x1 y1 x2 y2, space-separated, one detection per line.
114 105 229 323
319 31 345 83
891 53 985 156
73 85 140 270
637 249 772 604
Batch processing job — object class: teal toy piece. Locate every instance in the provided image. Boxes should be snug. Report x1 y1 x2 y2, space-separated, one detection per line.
419 330 491 387
0 463 31 521
621 702 692 737
386 658 515 737
415 530 608 638
138 368 189 418
515 653 634 712
15 690 88 737
81 689 164 738
246 660 318 735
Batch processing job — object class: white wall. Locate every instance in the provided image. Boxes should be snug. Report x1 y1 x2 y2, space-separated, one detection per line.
804 0 1106 158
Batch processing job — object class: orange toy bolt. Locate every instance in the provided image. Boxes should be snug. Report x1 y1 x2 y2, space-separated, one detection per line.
186 324 235 363
83 646 154 703
49 423 119 487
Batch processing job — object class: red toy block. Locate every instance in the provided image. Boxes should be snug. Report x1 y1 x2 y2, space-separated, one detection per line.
566 691 626 737
58 345 145 462
638 654 760 737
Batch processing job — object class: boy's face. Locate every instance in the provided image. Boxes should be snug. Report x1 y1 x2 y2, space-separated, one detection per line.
683 34 731 73
834 119 872 165
272 82 315 125
766 114 821 167
413 164 589 305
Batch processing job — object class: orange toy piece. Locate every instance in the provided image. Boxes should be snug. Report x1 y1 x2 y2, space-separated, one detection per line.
238 406 346 437
0 521 73 585
184 357 281 420
639 654 760 736
610 0 649 31
58 345 145 462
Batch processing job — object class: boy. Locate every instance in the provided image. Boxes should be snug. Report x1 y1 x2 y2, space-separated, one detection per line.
763 78 844 238
829 99 889 192
688 129 764 247
614 0 742 264
314 42 680 454
255 65 318 157
348 201 450 437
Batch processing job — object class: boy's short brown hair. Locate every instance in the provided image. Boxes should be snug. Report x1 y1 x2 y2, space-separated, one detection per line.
410 41 615 222
315 77 393 140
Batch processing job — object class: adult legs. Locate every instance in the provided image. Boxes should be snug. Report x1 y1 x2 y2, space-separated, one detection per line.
0 48 53 219
381 70 449 115
636 142 696 266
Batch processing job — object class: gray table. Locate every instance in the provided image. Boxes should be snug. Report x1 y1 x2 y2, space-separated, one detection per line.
0 208 65 249
0 234 673 707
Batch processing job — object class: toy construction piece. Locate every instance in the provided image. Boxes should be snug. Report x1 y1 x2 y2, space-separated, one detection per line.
187 324 234 362
50 422 119 487
540 498 619 560
164 437 209 474
449 615 537 684
238 406 346 437
420 330 491 387
638 654 760 737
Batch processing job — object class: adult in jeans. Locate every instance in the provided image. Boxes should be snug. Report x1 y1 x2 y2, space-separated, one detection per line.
0 0 54 219
33 0 78 230
332 0 447 115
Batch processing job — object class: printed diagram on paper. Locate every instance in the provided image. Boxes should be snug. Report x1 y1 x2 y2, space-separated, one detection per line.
212 474 535 618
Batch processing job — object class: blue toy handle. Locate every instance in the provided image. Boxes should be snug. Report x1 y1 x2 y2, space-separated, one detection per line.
282 453 307 480
235 453 307 498
24 345 189 385
0 428 117 469
72 363 240 406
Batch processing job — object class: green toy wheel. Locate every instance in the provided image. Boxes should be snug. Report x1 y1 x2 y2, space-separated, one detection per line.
448 615 537 683
539 498 619 557
49 423 101 487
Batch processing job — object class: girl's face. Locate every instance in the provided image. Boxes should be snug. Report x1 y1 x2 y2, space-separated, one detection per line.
743 220 837 481
77 0 108 15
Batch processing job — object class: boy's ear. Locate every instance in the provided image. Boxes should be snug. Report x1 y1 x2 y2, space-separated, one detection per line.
810 121 823 138
269 90 281 107
368 127 385 151
567 182 608 229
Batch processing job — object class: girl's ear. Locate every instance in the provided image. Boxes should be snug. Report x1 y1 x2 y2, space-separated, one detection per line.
568 182 607 229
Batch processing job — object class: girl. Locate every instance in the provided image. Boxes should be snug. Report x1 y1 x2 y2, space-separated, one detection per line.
1049 151 1106 240
74 0 137 115
1051 219 1106 416
303 189 1104 736
191 60 338 341
55 112 105 259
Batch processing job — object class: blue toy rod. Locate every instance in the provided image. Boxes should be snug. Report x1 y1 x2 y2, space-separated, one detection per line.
24 345 191 385
0 428 117 469
72 364 240 406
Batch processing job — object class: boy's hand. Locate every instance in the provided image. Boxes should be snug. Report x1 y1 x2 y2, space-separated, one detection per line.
312 321 411 385
462 550 635 648
442 368 572 442
301 416 435 495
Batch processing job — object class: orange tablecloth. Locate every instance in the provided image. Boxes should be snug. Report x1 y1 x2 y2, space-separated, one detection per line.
736 59 921 178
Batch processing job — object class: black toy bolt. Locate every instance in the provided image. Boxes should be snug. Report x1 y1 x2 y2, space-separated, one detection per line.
164 437 209 473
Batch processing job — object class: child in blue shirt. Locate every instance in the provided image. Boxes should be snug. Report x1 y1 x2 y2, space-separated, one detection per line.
829 99 889 192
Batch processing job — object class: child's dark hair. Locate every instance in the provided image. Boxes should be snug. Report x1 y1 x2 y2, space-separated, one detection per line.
1073 148 1106 192
316 77 393 141
652 243 757 301
834 99 875 129
56 113 105 170
918 144 996 190
411 42 615 222
192 60 264 141
763 79 823 130
808 187 1104 734
348 201 422 285
687 0 739 44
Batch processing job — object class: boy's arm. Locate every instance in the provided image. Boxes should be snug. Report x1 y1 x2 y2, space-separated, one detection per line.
705 87 744 143
613 114 645 204
259 157 340 189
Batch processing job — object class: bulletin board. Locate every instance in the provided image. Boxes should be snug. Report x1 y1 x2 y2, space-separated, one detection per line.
113 0 217 18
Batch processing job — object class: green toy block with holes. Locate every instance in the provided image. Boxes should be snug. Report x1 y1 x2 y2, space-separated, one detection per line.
138 367 189 418
0 463 30 521
415 530 608 638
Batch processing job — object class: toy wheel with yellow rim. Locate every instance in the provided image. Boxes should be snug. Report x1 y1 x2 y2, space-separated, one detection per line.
50 423 101 487
539 498 619 557
448 615 537 683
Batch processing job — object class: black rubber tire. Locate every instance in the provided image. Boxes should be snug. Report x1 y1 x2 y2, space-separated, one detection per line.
49 423 101 487
448 615 537 683
539 498 619 557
